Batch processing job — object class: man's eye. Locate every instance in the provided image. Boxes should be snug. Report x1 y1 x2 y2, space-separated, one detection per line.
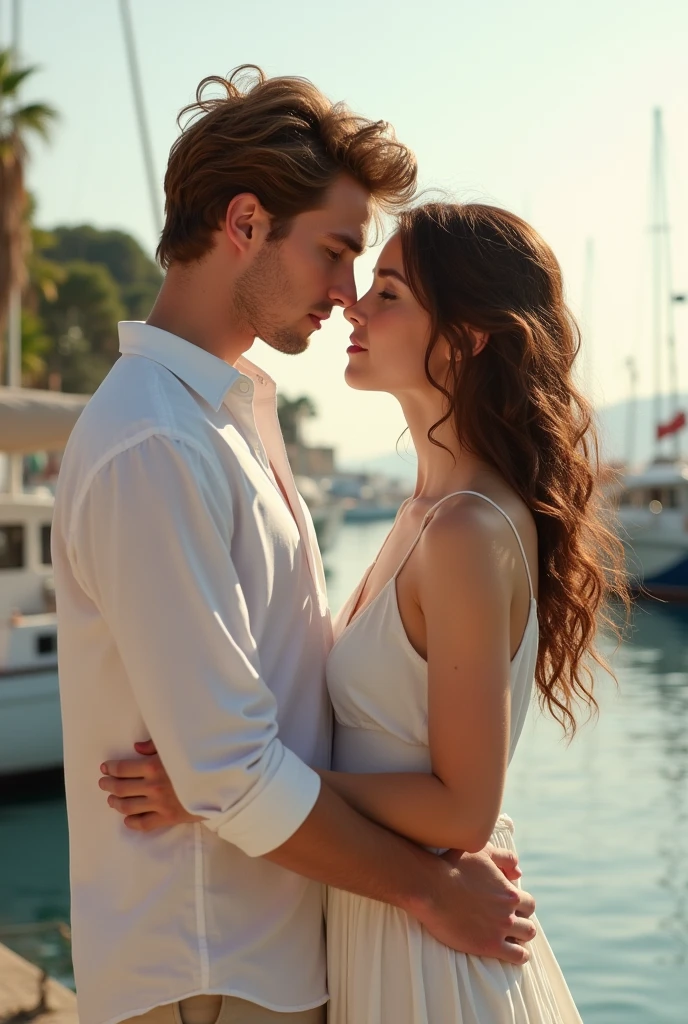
326 248 342 262
379 290 397 300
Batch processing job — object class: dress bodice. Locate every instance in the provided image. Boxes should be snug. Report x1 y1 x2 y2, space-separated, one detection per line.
326 491 538 774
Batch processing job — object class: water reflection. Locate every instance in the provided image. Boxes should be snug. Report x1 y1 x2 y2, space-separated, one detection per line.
0 770 72 985
494 596 688 1021
622 602 688 969
0 555 687 1019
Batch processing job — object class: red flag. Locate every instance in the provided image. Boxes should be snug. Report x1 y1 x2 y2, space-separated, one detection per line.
657 410 687 440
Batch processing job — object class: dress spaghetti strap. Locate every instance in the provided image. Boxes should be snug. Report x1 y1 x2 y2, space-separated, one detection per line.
393 490 534 600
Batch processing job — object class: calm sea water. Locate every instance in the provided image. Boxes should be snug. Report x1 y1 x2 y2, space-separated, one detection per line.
1 519 687 1023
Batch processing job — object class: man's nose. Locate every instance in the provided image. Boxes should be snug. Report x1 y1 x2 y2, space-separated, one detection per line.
329 268 358 310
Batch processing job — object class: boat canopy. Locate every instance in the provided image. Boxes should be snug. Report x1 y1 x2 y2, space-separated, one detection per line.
0 387 89 454
622 461 688 490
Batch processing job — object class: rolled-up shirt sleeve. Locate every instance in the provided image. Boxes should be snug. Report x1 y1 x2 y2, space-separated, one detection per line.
69 432 321 857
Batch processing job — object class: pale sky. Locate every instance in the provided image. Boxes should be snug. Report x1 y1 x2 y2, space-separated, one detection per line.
3 0 687 460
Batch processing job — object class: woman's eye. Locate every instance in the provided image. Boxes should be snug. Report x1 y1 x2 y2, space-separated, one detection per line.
379 290 397 300
326 248 342 262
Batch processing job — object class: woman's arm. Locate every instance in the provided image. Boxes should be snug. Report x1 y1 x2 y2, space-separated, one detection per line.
321 500 514 853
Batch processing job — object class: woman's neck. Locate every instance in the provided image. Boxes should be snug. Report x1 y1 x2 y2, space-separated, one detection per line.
397 392 491 501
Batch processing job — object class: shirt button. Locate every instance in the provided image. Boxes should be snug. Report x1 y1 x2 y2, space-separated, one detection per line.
238 381 250 394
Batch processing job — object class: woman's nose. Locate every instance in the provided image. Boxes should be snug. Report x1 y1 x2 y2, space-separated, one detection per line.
344 302 365 327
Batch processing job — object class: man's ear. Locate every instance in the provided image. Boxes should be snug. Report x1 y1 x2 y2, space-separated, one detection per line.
224 193 271 255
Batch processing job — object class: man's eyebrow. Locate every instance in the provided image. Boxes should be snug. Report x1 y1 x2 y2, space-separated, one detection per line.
377 267 409 286
327 232 365 255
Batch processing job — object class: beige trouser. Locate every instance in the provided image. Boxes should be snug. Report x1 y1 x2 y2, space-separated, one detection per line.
122 994 326 1024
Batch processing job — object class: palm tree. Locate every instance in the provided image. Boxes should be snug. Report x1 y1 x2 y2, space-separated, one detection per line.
277 395 317 446
0 48 58 375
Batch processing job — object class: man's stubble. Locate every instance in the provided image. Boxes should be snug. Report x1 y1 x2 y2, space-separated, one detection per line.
232 242 311 356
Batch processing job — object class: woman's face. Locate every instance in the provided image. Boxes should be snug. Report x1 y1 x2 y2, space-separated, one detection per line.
344 233 442 395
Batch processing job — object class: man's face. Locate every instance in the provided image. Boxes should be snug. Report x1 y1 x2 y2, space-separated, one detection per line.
232 175 371 354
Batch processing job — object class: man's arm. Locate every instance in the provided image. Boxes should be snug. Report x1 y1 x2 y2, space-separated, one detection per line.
103 746 536 962
84 437 535 961
73 433 320 857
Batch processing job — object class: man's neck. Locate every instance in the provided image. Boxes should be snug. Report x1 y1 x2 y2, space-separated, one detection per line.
147 265 254 366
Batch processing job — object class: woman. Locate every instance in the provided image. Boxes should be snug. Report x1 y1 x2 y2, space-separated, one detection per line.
102 202 624 1022
316 202 625 1023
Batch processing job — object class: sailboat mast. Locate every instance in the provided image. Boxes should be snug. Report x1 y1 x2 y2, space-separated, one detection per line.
625 357 638 467
6 0 22 494
580 237 595 400
651 109 682 459
118 0 163 239
651 108 665 455
7 0 21 393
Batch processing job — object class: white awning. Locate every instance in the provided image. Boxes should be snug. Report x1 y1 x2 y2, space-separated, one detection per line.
0 387 90 454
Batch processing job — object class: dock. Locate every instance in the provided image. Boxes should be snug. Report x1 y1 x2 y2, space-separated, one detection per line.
0 943 77 1024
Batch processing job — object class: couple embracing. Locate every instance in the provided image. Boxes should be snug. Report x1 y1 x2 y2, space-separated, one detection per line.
54 65 621 1024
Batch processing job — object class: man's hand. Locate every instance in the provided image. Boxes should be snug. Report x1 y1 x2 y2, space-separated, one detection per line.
99 740 198 830
100 741 537 965
411 845 536 964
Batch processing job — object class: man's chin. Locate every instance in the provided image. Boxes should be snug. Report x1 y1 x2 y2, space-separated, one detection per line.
264 330 311 356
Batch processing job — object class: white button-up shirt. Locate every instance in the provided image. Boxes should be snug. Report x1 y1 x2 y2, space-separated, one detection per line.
52 322 333 1024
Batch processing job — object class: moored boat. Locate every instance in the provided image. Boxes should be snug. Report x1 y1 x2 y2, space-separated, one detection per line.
0 489 61 775
0 387 88 776
613 460 688 599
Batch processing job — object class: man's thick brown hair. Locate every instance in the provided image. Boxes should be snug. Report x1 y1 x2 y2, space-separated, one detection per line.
157 65 417 268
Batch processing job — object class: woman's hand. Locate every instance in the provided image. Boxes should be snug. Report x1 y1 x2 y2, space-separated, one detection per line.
99 740 202 831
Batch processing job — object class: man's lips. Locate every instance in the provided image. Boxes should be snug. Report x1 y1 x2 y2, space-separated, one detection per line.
308 312 331 330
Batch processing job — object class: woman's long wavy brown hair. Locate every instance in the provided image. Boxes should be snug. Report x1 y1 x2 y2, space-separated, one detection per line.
398 202 628 734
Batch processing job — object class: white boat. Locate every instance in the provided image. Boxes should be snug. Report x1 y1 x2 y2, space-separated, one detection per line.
0 489 61 775
611 111 688 599
0 387 88 776
614 460 688 599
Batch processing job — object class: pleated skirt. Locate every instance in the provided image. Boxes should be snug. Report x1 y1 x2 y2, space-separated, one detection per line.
326 816 582 1024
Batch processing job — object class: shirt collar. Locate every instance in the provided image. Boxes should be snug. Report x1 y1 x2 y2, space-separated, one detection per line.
118 322 276 411
235 356 277 403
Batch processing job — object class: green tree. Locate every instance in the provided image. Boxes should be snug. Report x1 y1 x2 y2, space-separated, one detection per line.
38 261 126 392
277 395 317 445
39 261 126 355
46 225 161 319
20 307 51 384
0 48 58 372
20 203 66 383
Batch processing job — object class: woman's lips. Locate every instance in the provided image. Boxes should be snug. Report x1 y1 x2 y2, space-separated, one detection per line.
347 343 365 354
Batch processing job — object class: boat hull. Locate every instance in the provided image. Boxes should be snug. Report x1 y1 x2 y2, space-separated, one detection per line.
620 521 688 599
0 665 62 775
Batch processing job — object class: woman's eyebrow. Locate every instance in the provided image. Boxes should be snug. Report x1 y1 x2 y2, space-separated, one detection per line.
376 267 409 286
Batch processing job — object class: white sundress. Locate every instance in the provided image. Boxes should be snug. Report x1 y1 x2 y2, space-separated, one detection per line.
325 491 583 1024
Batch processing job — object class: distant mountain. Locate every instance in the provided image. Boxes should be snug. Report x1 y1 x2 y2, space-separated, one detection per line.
341 394 688 479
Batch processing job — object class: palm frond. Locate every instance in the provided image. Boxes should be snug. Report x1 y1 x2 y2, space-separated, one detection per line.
0 66 37 97
13 103 59 140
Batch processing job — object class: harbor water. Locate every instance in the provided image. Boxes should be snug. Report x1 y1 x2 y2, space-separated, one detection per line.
1 519 687 1023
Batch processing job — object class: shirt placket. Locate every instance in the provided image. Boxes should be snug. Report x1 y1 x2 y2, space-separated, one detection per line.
240 383 323 600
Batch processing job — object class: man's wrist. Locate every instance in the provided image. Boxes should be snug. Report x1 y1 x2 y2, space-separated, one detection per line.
393 844 444 921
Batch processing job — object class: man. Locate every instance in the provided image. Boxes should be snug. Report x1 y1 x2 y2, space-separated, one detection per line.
53 66 535 1024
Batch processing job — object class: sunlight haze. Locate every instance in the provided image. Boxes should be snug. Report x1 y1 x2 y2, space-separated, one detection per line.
3 0 687 460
